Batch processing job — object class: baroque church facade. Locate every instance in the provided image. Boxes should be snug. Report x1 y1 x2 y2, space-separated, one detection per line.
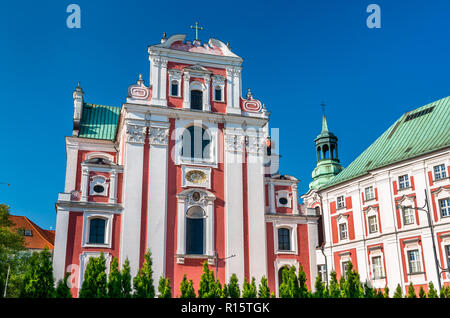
52 32 319 297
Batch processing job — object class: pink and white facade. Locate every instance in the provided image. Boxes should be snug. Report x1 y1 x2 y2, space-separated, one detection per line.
52 33 319 297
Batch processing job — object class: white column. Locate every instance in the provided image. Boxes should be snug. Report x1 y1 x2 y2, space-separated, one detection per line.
384 235 404 295
203 75 211 112
176 197 186 257
292 183 299 215
147 124 169 287
64 141 79 193
183 72 191 109
246 132 268 283
224 126 245 283
226 66 241 115
205 201 215 257
80 166 89 202
120 123 146 277
268 182 276 213
307 221 319 288
108 170 117 204
52 208 70 282
421 230 440 289
150 56 168 107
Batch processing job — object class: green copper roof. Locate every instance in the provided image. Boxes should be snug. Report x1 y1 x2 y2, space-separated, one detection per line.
78 103 120 141
320 95 450 190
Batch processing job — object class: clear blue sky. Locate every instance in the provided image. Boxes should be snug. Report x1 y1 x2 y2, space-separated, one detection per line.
1 0 450 230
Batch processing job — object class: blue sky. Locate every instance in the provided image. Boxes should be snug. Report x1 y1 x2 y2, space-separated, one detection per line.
1 0 450 230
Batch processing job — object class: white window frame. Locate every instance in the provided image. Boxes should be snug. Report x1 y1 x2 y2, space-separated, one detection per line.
433 187 450 222
439 235 450 281
174 120 218 168
168 69 182 97
397 195 416 227
365 186 375 201
403 239 426 284
371 255 384 280
407 249 422 274
89 175 109 197
78 252 112 290
439 198 450 218
434 164 447 181
368 215 379 234
274 258 299 297
402 206 415 225
82 212 114 248
276 190 292 208
273 223 298 255
398 174 410 190
339 223 348 241
340 256 351 278
211 75 225 102
337 195 346 210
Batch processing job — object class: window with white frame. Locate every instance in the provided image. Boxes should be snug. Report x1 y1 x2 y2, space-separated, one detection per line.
407 249 422 274
402 206 415 225
368 215 379 234
337 196 345 210
88 218 106 244
211 75 225 102
339 223 348 240
372 256 384 279
278 228 291 251
434 164 447 180
89 175 108 196
445 245 450 271
365 186 375 201
317 265 327 282
214 85 223 102
398 174 410 190
168 70 182 97
439 198 450 218
341 260 350 278
171 80 180 97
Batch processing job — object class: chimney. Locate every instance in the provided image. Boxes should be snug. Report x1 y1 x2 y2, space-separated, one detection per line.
72 82 84 136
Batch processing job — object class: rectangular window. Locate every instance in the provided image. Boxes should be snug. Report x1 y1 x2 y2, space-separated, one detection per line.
365 186 375 201
337 196 345 210
403 207 415 225
317 265 327 282
446 245 450 270
339 223 348 240
341 261 350 278
278 228 291 251
171 81 179 96
372 256 384 279
407 249 422 274
214 87 222 101
368 215 378 234
434 164 447 180
398 175 410 190
439 198 450 218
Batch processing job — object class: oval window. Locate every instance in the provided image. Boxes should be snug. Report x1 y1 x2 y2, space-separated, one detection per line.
279 197 288 205
93 185 105 193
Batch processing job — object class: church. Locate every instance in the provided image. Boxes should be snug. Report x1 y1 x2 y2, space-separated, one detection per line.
52 30 319 297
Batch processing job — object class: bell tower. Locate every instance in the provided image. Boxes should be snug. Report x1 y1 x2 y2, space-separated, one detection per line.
309 115 343 189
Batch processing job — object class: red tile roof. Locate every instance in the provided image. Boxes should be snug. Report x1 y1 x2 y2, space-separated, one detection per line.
8 215 55 250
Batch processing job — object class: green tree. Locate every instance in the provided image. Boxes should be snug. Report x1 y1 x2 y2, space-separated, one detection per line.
279 266 298 298
363 282 374 298
258 276 271 298
418 286 426 298
298 265 310 298
121 258 132 298
54 272 72 298
226 273 240 298
198 261 221 298
0 204 28 297
427 282 438 298
384 285 390 298
158 277 172 298
79 253 108 298
313 273 326 298
179 275 196 298
133 250 155 298
407 282 416 298
242 277 257 298
20 247 55 298
328 271 341 298
375 288 384 298
439 285 450 298
340 262 363 298
393 284 403 298
107 258 122 298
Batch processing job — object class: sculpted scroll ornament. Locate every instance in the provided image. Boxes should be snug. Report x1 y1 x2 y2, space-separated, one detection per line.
225 133 245 153
246 136 265 155
149 127 169 146
126 125 146 144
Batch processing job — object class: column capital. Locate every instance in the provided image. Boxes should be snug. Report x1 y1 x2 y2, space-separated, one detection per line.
149 127 169 146
125 124 147 144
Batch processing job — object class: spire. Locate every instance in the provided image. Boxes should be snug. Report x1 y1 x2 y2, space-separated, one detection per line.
321 115 329 133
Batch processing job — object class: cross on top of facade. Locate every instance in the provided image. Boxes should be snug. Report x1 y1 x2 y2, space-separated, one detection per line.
190 22 204 41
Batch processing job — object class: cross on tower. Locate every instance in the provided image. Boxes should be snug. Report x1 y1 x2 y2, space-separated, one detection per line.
190 22 204 41
320 101 326 116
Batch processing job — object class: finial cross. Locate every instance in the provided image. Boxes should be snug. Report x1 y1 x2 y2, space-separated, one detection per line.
190 22 204 41
320 101 326 116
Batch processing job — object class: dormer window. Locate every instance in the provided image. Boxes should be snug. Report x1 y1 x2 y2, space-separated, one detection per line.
398 174 410 190
434 164 447 180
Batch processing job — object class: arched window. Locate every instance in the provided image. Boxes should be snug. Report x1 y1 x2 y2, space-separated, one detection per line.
323 144 329 159
186 206 205 255
214 86 222 101
330 144 336 159
88 218 106 244
191 90 203 110
181 126 211 160
315 207 324 246
278 228 291 251
317 146 322 161
171 80 179 96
